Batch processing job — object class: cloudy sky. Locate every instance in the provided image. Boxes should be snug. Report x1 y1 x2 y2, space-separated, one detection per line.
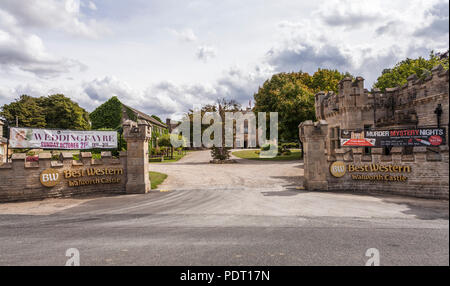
0 0 448 120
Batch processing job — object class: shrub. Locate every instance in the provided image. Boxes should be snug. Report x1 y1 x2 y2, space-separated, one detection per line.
282 150 292 156
261 144 271 151
281 142 299 149
158 134 172 147
211 146 231 161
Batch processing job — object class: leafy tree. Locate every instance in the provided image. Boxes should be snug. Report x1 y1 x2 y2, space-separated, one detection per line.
373 51 449 92
157 133 171 147
1 94 90 130
1 95 46 128
37 94 90 130
89 96 123 129
253 69 349 141
210 98 241 161
310 69 352 93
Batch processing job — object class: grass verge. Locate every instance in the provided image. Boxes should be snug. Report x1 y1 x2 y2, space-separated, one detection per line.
232 149 302 161
149 151 189 163
149 171 168 189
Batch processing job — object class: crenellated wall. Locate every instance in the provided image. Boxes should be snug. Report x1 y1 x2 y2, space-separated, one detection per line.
326 146 449 199
0 151 127 202
314 64 449 157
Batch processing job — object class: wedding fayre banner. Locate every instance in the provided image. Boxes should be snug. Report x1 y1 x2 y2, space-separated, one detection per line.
9 128 117 149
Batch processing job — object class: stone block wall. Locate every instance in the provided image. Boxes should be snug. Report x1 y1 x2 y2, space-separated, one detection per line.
327 146 449 200
0 151 127 203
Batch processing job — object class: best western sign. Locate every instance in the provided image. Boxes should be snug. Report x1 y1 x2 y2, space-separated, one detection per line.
330 161 411 182
40 167 123 187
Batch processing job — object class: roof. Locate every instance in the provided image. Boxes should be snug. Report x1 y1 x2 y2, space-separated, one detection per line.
122 104 167 128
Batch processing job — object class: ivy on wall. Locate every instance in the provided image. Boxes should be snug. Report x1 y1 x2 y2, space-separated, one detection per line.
89 96 123 129
124 105 138 122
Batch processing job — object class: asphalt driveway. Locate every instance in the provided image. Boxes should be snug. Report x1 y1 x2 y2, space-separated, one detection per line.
0 150 448 265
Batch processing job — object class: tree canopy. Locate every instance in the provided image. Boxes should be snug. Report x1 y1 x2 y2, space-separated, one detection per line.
373 51 449 92
253 69 349 141
1 94 89 130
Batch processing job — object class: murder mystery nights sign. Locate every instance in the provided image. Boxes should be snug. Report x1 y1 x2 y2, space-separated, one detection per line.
9 128 118 149
341 128 446 147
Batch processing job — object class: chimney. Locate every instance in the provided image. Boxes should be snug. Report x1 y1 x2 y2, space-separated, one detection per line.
166 118 172 132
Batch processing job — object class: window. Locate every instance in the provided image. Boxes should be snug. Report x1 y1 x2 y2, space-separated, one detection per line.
329 126 340 152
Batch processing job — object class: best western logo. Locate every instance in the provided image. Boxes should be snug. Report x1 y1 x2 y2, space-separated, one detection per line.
330 161 346 177
330 162 411 182
40 168 61 187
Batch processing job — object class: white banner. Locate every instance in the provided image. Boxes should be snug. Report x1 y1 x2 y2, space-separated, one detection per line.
9 128 118 149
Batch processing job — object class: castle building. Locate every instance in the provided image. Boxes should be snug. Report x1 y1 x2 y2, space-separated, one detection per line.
315 64 449 159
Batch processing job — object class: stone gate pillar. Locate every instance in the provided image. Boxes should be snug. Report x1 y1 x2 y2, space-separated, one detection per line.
299 120 329 190
123 120 151 194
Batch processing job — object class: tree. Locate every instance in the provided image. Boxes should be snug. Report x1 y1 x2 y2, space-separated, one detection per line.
37 94 90 130
210 98 240 161
89 96 123 129
1 94 90 130
373 51 449 92
253 69 350 142
0 95 46 128
310 69 353 93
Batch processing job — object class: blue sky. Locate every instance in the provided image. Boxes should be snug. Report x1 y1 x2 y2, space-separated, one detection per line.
0 0 448 120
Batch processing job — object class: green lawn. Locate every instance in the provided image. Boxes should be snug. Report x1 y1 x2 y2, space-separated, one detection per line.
149 150 189 163
232 149 302 161
149 171 168 189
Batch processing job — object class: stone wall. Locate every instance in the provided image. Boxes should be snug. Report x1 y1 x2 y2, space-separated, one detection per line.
314 65 449 157
326 146 449 199
0 151 127 203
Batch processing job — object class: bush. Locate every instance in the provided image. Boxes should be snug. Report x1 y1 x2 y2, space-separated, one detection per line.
282 150 292 156
158 134 172 147
261 144 271 151
211 146 231 161
281 142 299 149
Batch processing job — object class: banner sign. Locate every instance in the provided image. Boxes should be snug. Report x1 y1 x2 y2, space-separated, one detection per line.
341 128 446 147
340 130 376 147
9 128 117 149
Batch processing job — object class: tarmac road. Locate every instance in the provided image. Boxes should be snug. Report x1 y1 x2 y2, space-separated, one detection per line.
0 150 448 265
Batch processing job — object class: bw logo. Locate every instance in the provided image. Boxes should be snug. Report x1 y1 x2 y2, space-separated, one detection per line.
40 168 61 187
330 161 346 178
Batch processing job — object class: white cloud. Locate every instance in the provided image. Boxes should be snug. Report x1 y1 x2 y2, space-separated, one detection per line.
0 8 86 78
87 1 97 11
196 45 217 62
0 0 107 38
1 0 448 119
169 28 198 42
